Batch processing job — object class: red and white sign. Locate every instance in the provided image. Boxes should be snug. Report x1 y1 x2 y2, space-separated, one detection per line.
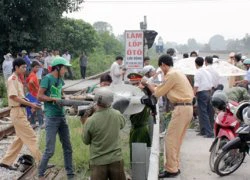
125 31 144 69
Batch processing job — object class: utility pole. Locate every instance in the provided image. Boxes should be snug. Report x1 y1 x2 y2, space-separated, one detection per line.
140 16 148 57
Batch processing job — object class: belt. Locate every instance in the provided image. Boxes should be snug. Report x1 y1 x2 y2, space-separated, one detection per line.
11 106 25 108
173 102 192 106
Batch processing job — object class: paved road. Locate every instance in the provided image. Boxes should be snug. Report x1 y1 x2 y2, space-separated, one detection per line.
179 129 249 180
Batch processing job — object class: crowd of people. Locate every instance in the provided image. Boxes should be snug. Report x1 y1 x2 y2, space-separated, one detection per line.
0 48 250 180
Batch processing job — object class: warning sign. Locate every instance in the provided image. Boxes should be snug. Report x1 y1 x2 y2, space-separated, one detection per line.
125 31 144 69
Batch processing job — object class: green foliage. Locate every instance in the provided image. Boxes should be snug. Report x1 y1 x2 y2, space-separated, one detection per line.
0 0 84 55
42 18 99 57
93 21 113 33
39 116 130 177
70 28 125 79
98 32 124 55
71 52 115 79
0 77 8 107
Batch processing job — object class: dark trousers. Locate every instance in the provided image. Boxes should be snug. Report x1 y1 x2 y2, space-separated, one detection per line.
80 66 86 79
196 91 214 136
90 160 126 180
66 66 73 79
38 117 74 178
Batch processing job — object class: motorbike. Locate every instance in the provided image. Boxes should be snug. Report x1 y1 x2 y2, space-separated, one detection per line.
214 102 250 176
209 100 240 172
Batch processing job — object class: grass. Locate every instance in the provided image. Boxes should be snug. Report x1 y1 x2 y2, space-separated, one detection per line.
0 76 8 107
39 116 130 178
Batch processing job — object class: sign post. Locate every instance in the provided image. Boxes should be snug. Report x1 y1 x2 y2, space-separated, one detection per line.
125 30 144 70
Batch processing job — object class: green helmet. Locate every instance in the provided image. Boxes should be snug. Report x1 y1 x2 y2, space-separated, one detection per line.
51 57 72 67
243 58 250 65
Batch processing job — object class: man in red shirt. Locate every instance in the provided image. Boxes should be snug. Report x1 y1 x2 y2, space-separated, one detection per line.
26 61 44 127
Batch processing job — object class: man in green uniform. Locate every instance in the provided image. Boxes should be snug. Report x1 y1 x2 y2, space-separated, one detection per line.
82 87 126 180
225 86 250 102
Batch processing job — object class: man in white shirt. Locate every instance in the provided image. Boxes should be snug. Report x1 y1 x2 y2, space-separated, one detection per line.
205 56 224 91
43 50 54 75
110 56 126 85
62 50 73 79
194 57 214 138
2 53 14 81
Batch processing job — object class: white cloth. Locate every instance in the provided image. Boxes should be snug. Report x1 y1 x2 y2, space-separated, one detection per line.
205 65 220 88
36 68 43 80
2 58 13 80
244 69 250 82
62 54 71 63
110 61 123 85
156 67 164 84
44 55 54 69
194 67 213 92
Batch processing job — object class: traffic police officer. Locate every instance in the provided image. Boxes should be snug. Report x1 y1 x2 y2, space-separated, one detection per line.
0 58 41 170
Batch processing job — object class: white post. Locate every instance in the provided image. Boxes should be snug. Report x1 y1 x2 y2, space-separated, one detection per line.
147 104 160 180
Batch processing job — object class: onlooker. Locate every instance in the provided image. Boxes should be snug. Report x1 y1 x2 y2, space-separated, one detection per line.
82 87 126 180
86 74 112 94
62 50 73 79
43 50 54 75
166 48 177 60
26 61 44 128
228 52 236 88
2 53 14 81
235 58 250 90
166 48 175 57
21 50 31 74
205 56 222 91
38 57 74 180
110 56 126 85
190 51 198 57
34 53 43 81
143 56 150 66
143 55 193 178
79 52 88 79
183 53 189 58
194 57 214 138
0 58 41 171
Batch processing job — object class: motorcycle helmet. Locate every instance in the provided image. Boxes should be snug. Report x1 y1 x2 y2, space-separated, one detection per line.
142 65 155 75
242 106 250 125
211 90 228 111
94 87 114 108
243 58 250 65
51 57 72 67
235 102 250 122
17 154 34 172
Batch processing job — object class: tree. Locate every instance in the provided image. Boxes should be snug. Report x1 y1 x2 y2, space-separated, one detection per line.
98 31 123 55
93 21 113 34
42 18 98 56
187 38 199 51
243 33 250 51
0 0 84 55
209 34 226 51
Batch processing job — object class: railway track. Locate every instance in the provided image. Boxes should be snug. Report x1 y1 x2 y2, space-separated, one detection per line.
0 107 14 141
0 72 109 179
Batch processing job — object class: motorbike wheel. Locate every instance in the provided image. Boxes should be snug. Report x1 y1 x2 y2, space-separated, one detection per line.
214 148 245 176
209 138 228 172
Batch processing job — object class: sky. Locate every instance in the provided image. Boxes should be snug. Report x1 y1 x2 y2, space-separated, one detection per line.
65 0 250 44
